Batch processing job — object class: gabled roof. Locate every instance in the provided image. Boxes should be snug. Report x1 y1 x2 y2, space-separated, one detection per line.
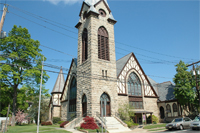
51 67 65 94
147 76 158 96
116 53 132 76
157 81 175 101
116 52 158 97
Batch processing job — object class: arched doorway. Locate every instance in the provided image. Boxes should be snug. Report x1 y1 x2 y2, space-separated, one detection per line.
82 94 87 117
160 106 165 119
100 93 111 117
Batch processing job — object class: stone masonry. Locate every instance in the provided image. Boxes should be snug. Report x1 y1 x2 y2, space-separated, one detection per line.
76 1 118 117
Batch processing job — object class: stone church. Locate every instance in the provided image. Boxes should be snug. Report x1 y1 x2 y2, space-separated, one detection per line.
49 0 189 125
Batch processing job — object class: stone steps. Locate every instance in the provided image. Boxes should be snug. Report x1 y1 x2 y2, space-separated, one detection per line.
103 117 131 133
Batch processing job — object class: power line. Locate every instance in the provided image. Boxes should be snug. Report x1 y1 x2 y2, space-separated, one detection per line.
8 4 197 61
1 62 195 90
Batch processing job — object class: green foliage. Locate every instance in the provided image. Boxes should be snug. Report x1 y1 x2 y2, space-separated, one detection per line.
53 117 61 124
173 60 197 112
124 119 136 128
28 95 50 124
147 115 159 124
0 25 49 121
118 103 134 121
58 121 65 124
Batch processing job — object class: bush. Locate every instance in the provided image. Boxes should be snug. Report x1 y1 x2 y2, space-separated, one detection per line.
124 120 138 128
80 116 99 130
53 117 61 124
58 121 64 124
147 115 159 124
60 121 69 128
41 121 52 126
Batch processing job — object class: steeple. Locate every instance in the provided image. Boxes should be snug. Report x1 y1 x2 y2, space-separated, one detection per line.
51 67 65 93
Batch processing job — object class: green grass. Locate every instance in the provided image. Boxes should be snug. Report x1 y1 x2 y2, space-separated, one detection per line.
148 128 166 131
77 127 107 132
6 124 71 133
143 124 166 129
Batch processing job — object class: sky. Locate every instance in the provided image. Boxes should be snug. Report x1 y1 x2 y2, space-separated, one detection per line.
1 0 199 94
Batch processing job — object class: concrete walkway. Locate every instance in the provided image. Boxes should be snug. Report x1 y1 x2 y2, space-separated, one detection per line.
65 127 150 133
114 127 150 133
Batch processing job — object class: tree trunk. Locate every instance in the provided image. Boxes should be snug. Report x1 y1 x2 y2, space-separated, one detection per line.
11 86 17 126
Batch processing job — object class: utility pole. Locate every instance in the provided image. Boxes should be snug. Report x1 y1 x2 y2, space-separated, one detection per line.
37 57 44 133
187 60 200 114
0 5 8 32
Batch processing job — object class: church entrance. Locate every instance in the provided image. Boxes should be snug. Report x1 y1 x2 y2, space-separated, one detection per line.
100 93 111 117
82 94 87 117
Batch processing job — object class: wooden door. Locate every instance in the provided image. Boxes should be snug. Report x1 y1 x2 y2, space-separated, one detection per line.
100 101 111 117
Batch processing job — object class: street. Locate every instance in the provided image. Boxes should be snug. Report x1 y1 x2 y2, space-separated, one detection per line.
156 129 200 133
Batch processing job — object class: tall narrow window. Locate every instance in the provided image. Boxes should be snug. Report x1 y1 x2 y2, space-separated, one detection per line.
98 27 109 61
82 28 88 63
69 77 77 112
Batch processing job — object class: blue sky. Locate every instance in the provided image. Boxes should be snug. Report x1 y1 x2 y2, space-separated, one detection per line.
1 0 199 94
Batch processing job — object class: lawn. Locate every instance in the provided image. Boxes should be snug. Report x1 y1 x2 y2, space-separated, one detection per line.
6 124 72 133
143 123 166 129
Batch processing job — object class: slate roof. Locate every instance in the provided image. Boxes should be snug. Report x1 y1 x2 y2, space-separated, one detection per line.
157 81 175 101
116 53 132 76
51 67 65 93
147 76 158 96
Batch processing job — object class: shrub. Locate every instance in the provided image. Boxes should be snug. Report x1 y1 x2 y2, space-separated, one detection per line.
124 120 138 128
147 115 159 124
60 121 69 128
41 121 52 126
53 117 61 124
58 121 65 124
80 116 99 130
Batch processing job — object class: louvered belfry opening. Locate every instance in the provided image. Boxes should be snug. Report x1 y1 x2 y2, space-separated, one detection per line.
82 28 88 63
98 26 109 61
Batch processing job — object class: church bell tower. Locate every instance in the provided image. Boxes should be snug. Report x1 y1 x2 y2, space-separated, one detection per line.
75 0 118 117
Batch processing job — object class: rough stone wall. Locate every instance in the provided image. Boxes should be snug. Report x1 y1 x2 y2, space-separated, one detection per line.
76 1 118 117
143 98 159 119
61 101 68 121
53 107 61 118
117 95 129 107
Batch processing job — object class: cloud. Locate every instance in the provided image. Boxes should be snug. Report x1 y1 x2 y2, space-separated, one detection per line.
43 0 83 5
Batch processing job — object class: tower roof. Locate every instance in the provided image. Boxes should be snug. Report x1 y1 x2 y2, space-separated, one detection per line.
85 0 109 7
51 67 65 93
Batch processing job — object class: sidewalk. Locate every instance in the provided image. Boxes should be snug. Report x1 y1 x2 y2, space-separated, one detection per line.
110 127 150 133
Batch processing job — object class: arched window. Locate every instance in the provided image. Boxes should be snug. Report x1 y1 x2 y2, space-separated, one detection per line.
127 72 142 96
82 94 87 116
160 106 165 119
98 27 109 61
69 77 77 112
173 103 177 112
166 104 171 113
82 28 88 62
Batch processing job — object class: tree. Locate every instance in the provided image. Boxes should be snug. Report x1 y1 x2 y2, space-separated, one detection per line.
118 103 134 122
173 60 196 114
0 25 49 126
15 109 28 125
28 95 50 124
